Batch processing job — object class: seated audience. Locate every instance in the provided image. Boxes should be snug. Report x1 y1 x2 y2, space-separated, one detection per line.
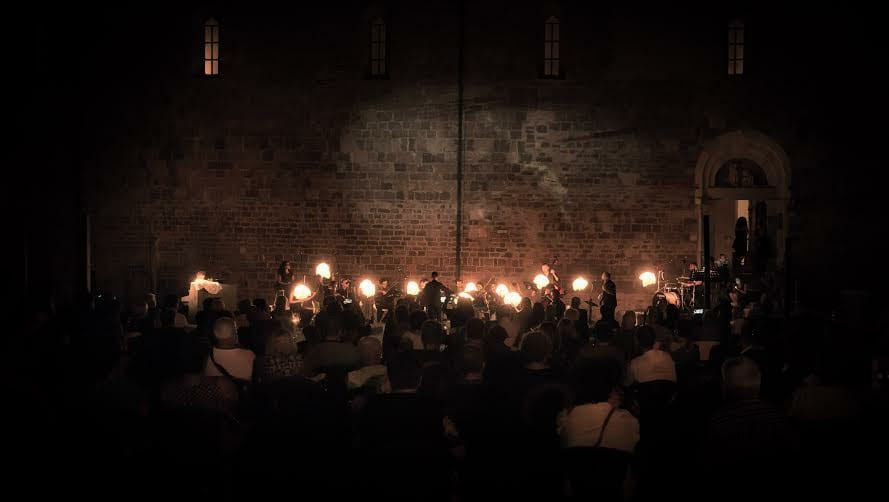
627 326 677 385
204 317 255 381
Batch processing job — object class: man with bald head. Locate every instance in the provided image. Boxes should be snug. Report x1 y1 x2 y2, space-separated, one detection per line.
348 336 389 392
204 316 256 380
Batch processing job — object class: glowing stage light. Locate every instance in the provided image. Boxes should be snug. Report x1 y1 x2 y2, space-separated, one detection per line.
505 291 522 307
292 283 312 301
639 271 657 288
495 284 509 297
406 281 420 296
315 262 331 279
572 277 589 291
359 279 376 298
464 282 478 293
458 292 474 302
533 274 550 289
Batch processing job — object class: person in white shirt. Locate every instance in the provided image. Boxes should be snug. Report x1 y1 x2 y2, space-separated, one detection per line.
348 336 390 392
560 361 640 453
627 326 677 385
204 316 255 381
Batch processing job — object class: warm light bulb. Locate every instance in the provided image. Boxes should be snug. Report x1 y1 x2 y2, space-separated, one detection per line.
533 274 550 289
359 279 376 298
639 271 657 288
505 291 522 307
495 284 509 297
458 292 474 302
292 283 312 301
572 277 589 291
464 282 478 293
406 281 420 296
315 262 331 279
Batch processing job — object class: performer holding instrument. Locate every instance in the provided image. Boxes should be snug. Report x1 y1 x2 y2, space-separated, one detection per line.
374 278 399 322
598 271 617 321
541 258 562 294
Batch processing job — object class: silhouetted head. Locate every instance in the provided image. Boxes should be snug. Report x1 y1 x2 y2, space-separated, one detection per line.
358 336 383 367
520 297 533 312
575 360 619 404
388 352 423 392
460 346 485 377
621 310 637 330
636 326 656 350
722 356 761 402
213 317 238 346
409 310 428 331
321 313 344 341
466 317 485 341
522 332 552 365
421 320 444 350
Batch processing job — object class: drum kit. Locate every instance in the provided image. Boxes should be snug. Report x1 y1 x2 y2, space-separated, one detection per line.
652 271 703 311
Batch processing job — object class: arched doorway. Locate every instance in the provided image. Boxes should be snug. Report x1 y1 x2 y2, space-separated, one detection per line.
694 130 791 273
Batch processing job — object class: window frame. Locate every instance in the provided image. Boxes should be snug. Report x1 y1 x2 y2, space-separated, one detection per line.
369 17 389 79
203 18 220 77
541 16 562 79
728 18 744 76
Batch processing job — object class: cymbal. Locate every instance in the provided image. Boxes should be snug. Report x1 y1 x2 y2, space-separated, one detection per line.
677 276 691 281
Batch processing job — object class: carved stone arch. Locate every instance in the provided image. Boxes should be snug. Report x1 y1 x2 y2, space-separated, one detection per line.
694 130 791 268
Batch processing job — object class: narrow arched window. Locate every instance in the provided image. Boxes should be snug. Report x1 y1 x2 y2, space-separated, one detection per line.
204 18 219 76
370 18 387 77
543 16 560 77
728 19 744 75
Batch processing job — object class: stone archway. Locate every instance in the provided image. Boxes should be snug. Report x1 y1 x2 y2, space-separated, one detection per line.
694 130 791 269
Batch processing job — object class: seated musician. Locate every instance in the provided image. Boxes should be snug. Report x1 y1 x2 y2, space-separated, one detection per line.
374 279 396 322
336 277 354 302
733 277 747 297
681 263 703 287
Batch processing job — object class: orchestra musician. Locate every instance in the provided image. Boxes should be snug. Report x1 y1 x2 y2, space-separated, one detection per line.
598 271 617 322
276 261 295 293
374 278 397 322
336 277 354 302
541 261 562 293
418 278 429 309
422 272 450 320
733 277 747 298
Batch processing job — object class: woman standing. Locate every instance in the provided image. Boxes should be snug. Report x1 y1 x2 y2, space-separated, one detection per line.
732 217 748 272
275 261 295 295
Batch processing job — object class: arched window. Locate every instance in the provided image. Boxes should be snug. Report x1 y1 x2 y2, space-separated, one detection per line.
543 16 560 77
715 159 768 187
728 18 744 75
370 18 387 77
204 18 219 76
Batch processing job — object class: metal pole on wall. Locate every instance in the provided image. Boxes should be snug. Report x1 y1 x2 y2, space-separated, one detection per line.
85 212 91 292
703 214 711 309
455 0 465 279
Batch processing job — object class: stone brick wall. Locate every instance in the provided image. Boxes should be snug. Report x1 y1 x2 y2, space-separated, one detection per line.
68 3 877 313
